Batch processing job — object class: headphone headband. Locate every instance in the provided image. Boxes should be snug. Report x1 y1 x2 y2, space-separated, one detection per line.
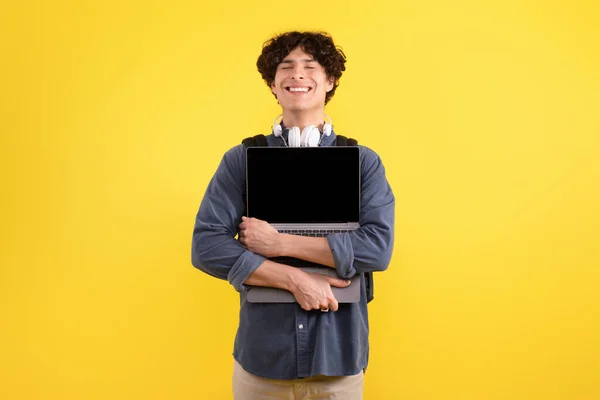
272 114 333 147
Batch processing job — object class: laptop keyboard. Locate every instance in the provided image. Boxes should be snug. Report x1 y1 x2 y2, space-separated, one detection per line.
277 229 352 237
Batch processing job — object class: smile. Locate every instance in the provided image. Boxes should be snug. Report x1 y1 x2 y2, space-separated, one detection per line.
286 87 312 93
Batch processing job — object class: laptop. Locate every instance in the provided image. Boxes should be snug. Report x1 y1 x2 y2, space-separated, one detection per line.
245 147 361 303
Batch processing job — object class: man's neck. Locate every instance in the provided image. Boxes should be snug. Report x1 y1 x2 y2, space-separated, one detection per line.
281 110 326 132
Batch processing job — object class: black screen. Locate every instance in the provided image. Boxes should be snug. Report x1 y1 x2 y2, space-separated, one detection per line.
246 147 360 223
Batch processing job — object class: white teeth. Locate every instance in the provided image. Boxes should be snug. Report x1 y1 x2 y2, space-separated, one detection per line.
289 87 309 92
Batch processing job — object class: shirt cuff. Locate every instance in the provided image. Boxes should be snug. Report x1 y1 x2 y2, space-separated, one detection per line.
327 233 356 279
227 250 267 292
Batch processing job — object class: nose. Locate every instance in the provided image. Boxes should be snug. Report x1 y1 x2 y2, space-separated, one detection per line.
291 64 305 79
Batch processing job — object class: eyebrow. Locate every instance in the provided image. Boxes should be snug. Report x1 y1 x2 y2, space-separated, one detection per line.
279 58 318 64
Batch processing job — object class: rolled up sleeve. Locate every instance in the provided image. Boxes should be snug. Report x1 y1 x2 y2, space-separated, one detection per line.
191 145 266 292
327 146 395 279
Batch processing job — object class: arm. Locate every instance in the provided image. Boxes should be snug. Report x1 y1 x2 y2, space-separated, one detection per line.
245 258 351 312
244 259 299 290
238 216 335 267
281 235 335 267
191 145 267 291
327 146 395 278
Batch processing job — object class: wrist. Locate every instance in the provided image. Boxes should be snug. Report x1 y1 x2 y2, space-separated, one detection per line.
278 233 293 257
284 265 304 293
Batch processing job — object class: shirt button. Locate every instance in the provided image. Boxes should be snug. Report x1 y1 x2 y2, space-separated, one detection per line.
298 324 304 329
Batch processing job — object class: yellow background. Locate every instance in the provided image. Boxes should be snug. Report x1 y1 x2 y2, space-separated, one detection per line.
1 0 599 399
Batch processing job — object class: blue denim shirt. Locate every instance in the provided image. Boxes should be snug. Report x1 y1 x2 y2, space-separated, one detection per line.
191 130 395 379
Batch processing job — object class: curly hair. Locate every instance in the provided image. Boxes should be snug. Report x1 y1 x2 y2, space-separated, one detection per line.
256 31 347 105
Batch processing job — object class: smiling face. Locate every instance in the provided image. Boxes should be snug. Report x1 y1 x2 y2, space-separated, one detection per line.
270 47 334 113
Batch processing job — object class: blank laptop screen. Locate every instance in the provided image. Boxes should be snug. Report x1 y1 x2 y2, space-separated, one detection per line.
246 147 360 224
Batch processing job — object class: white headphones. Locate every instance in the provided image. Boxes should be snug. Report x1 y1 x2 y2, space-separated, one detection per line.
272 114 333 147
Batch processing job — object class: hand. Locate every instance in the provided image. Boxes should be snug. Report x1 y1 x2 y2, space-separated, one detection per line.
290 271 352 312
238 216 283 258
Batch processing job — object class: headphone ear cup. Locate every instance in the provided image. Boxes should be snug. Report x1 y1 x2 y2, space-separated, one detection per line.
273 124 282 137
301 125 320 147
322 123 332 137
288 126 301 147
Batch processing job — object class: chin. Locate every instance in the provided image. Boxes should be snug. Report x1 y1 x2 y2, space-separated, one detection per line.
282 103 320 113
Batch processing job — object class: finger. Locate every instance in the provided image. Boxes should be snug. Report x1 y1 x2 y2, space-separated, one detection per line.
238 237 246 246
312 300 324 311
327 277 352 288
329 296 339 312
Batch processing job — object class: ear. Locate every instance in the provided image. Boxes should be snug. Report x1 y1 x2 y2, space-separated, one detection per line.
325 77 335 92
271 81 277 95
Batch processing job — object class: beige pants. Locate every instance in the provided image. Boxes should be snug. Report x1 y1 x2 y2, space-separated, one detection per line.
232 360 364 400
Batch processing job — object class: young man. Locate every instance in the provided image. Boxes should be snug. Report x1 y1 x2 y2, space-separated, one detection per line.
191 31 395 399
